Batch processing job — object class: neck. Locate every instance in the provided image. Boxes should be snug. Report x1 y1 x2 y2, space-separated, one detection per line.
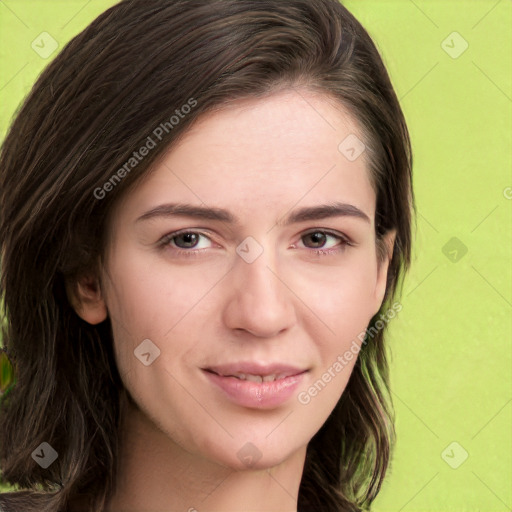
105 395 306 512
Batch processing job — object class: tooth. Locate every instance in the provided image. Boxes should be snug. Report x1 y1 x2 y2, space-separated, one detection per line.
262 374 276 382
244 374 263 382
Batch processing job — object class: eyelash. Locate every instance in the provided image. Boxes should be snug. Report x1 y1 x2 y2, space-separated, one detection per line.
158 229 353 258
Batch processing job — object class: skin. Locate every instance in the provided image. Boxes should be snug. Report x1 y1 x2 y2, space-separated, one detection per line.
71 88 395 512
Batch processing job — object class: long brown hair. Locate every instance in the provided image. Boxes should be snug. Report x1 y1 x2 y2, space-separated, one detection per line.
0 0 414 510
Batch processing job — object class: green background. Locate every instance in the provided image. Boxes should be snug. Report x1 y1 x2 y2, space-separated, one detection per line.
0 0 510 510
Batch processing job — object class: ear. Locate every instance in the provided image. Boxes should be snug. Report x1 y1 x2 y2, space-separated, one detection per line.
66 273 107 325
373 229 397 315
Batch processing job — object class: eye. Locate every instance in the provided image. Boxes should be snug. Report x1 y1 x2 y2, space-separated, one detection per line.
159 230 214 256
296 230 352 255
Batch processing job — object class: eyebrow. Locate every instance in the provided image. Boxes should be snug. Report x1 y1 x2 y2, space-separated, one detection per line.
136 201 371 225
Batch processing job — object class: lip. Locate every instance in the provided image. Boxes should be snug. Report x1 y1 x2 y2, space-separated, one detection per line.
202 362 308 409
205 362 307 378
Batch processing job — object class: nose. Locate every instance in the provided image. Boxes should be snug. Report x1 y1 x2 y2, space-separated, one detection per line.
221 246 296 338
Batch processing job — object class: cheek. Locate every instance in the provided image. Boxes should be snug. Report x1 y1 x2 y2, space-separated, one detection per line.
105 247 220 323
295 261 378 418
299 252 379 337
102 249 221 375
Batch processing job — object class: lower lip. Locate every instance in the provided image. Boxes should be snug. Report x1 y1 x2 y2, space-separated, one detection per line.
203 370 306 409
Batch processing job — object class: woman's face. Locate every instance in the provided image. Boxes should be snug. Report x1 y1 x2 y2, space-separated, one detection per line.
94 89 394 470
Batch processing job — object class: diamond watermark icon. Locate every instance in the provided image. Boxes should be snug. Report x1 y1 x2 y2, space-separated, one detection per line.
31 442 58 469
441 441 468 469
338 134 366 162
442 237 468 263
236 236 264 264
441 32 468 59
31 32 59 59
237 442 262 468
134 338 161 366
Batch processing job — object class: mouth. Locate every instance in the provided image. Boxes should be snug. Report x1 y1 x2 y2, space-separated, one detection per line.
201 363 309 409
203 362 308 381
203 369 307 382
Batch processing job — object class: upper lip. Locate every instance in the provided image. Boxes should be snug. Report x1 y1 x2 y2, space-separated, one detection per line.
203 362 308 378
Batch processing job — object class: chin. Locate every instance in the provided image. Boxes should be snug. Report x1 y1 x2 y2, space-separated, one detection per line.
214 439 303 473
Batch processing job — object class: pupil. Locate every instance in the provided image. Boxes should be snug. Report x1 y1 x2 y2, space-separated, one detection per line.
308 232 325 247
179 233 197 247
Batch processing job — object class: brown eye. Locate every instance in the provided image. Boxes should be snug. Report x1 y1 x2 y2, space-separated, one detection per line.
296 230 352 256
303 232 328 248
159 231 214 254
173 232 200 248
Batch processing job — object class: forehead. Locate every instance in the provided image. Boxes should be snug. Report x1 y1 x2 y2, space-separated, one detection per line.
112 89 376 227
178 88 368 169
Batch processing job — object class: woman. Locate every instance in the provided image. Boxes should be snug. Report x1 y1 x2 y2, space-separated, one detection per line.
0 0 414 510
